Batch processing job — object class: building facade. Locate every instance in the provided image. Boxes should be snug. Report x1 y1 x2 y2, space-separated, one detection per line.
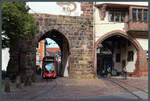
36 40 45 68
5 2 148 80
94 2 148 76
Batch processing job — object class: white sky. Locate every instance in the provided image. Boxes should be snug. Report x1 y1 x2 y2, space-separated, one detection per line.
96 2 148 6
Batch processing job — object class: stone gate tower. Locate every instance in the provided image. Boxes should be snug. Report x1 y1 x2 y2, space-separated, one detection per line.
6 2 97 81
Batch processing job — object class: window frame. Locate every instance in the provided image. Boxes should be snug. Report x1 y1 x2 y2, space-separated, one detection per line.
130 6 148 23
108 8 127 23
143 9 148 22
127 51 134 62
138 9 142 21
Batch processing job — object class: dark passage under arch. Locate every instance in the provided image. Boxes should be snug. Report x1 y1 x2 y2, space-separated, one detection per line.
96 35 138 77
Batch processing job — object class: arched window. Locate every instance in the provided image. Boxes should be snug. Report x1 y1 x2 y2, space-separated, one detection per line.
127 51 134 61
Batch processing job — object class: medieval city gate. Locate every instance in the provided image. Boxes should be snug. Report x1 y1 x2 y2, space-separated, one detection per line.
7 13 96 81
34 14 96 79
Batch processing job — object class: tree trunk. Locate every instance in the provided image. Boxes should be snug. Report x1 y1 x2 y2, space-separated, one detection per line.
7 37 36 86
6 39 20 81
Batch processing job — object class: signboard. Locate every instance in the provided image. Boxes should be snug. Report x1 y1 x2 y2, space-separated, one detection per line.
44 58 54 61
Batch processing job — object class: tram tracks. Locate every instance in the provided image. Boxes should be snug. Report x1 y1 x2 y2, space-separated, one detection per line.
106 78 148 101
112 78 148 93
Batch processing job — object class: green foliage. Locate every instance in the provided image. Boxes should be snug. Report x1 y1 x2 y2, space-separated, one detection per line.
2 2 36 47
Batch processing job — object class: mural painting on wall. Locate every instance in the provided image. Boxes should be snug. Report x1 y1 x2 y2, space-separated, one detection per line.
56 2 77 15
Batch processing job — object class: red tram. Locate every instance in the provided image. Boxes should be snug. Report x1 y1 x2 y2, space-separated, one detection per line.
42 56 56 79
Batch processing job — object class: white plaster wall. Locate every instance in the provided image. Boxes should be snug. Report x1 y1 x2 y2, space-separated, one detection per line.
27 2 82 16
2 48 10 71
126 45 137 72
136 38 148 50
113 42 137 72
94 6 125 42
94 2 148 42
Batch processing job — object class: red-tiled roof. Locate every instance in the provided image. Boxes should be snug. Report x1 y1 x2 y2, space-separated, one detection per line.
46 48 61 54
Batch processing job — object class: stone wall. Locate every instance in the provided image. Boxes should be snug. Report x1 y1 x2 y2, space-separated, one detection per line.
81 2 93 16
7 2 96 80
31 14 96 79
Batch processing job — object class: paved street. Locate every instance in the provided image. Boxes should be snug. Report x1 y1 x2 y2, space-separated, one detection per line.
2 75 148 100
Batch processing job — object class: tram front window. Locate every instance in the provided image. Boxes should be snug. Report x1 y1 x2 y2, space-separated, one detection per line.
45 61 54 73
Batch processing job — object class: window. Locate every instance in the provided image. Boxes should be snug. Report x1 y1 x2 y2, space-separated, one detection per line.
132 8 137 21
144 9 148 22
116 53 120 62
109 9 126 22
121 12 126 22
138 9 142 21
132 8 148 22
45 61 54 74
115 11 120 22
127 51 134 61
109 10 114 21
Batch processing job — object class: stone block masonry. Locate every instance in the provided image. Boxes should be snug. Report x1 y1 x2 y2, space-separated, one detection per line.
32 14 96 79
7 2 97 81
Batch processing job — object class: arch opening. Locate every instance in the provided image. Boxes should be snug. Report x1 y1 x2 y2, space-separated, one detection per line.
36 29 70 78
96 35 138 78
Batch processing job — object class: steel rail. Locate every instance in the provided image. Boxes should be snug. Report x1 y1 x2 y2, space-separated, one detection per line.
106 78 147 101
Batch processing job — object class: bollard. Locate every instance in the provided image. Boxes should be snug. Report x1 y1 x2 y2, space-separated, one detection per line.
4 77 10 92
16 75 22 89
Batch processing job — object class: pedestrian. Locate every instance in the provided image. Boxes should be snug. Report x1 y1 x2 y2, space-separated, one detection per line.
102 69 106 78
38 68 41 75
112 69 117 76
122 67 127 80
107 65 111 78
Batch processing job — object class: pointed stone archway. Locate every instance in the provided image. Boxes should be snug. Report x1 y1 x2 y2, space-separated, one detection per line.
94 30 148 77
36 29 70 77
32 14 96 79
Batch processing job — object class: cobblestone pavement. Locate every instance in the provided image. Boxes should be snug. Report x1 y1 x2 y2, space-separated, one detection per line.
2 76 148 100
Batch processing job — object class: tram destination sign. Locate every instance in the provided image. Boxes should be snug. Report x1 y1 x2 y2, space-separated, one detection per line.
44 58 54 61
